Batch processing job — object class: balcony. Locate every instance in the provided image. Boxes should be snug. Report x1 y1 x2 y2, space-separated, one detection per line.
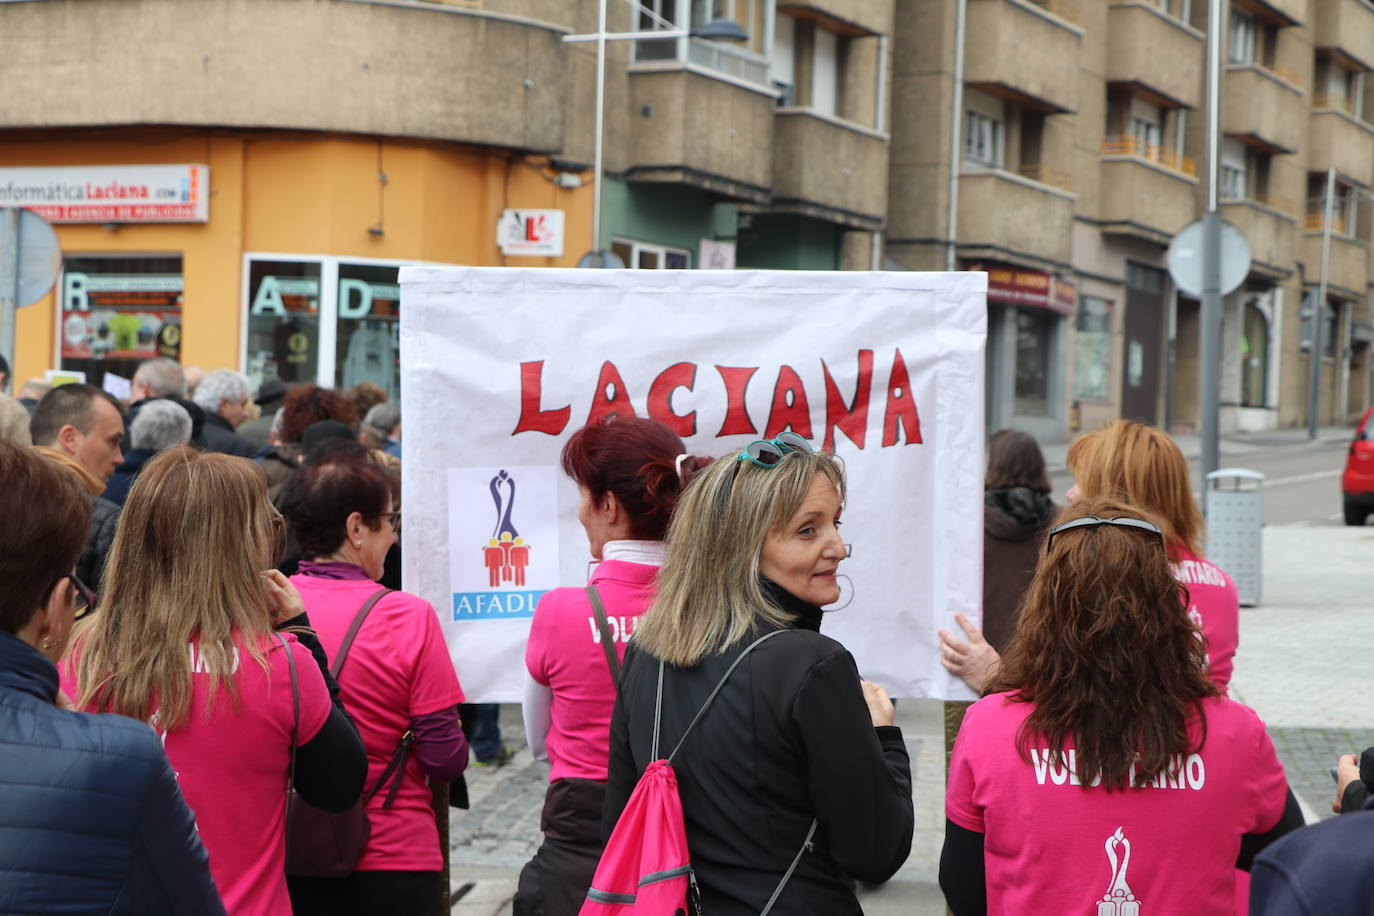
958 169 1075 268
0 0 568 152
1221 199 1298 277
1099 136 1199 243
1222 65 1306 154
1106 3 1205 109
964 0 1083 114
1313 0 1374 70
776 0 891 35
625 67 777 203
771 110 887 229
1308 108 1374 184
1302 226 1371 298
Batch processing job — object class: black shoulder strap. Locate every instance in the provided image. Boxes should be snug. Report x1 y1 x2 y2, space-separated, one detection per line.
585 585 622 688
330 587 393 680
277 632 300 850
653 628 789 763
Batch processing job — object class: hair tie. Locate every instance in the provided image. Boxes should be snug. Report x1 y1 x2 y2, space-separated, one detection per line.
675 453 688 480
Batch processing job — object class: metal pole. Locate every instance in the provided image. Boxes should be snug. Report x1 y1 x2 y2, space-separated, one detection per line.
1 208 19 394
1199 0 1224 493
1309 166 1336 439
945 0 967 272
591 0 609 257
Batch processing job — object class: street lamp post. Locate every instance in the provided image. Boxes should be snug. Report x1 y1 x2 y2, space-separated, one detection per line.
566 1 749 268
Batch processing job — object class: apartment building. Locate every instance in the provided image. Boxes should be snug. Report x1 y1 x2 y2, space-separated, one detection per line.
889 0 1374 442
0 0 891 391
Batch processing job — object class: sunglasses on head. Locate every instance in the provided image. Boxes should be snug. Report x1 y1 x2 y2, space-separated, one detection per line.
1045 515 1165 553
68 573 97 622
736 432 814 469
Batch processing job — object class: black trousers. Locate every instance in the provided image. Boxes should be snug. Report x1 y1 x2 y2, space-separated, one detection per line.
288 869 443 916
514 778 607 916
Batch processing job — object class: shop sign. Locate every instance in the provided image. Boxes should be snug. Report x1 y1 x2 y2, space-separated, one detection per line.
972 264 1076 316
699 239 736 270
339 278 400 318
60 270 184 360
0 165 209 224
497 209 564 257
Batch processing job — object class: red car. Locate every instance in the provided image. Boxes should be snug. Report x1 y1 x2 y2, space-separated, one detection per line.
1343 406 1374 525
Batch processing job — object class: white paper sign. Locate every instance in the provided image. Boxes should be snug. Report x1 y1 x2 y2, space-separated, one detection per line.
400 267 987 702
496 209 564 257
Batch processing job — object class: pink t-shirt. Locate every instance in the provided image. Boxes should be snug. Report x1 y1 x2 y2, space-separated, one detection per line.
947 692 1288 916
290 575 465 872
525 559 655 782
68 632 331 916
1172 545 1240 690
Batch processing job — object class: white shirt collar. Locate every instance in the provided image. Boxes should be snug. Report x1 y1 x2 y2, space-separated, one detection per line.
600 540 667 567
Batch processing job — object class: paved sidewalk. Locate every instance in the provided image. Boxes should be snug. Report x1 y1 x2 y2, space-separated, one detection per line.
1040 424 1353 472
450 523 1371 913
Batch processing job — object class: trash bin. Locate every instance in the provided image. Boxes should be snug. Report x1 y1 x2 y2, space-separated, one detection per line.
1204 469 1264 607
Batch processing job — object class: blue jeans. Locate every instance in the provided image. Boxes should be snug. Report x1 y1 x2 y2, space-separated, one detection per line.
460 703 503 762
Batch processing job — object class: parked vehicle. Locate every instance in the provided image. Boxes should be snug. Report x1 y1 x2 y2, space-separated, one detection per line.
1341 406 1374 525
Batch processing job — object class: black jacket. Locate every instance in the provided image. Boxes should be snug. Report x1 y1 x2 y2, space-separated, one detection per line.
103 447 157 507
1251 808 1374 915
200 412 257 458
981 487 1055 653
0 631 225 915
78 495 120 591
603 589 913 914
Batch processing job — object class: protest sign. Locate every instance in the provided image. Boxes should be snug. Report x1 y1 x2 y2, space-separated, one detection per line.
400 267 986 701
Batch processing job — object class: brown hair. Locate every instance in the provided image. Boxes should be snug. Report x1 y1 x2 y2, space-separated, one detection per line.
346 382 388 420
279 385 359 444
1066 420 1204 560
985 428 1051 493
0 443 91 634
75 446 279 729
988 497 1218 789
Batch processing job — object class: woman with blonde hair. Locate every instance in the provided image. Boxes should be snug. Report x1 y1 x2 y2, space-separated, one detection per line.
70 446 368 916
602 435 913 914
940 497 1300 915
941 420 1240 693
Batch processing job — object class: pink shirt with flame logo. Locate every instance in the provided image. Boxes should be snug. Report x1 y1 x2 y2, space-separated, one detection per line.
947 692 1287 916
525 559 656 782
1172 545 1240 690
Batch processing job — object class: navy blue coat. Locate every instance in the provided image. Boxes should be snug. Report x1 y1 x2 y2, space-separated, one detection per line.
0 630 225 914
1250 809 1374 915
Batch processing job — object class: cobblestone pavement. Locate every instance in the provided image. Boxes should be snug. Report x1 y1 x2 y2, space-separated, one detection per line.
449 524 1370 914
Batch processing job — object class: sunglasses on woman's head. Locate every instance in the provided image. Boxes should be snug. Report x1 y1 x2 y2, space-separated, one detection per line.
68 573 97 622
736 432 814 469
1044 515 1165 553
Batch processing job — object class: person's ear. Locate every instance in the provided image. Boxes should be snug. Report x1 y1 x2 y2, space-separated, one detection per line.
602 492 624 526
56 423 82 455
34 577 73 656
346 510 366 546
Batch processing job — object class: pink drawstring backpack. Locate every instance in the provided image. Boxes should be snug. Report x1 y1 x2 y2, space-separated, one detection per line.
581 630 817 915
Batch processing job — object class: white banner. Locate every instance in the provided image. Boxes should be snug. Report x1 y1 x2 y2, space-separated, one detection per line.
400 267 986 702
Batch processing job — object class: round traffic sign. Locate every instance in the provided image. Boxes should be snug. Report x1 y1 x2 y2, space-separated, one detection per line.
1167 218 1252 298
0 208 62 308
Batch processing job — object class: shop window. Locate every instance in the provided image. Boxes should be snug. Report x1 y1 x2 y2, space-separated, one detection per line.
335 263 400 400
1074 295 1112 402
1241 299 1269 408
59 255 185 386
610 238 691 269
1014 308 1055 417
245 260 322 389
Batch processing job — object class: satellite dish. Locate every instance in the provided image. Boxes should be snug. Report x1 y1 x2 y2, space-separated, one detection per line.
1167 218 1252 297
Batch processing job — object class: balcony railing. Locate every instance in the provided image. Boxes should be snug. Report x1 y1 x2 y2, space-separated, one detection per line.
1101 135 1197 177
1223 194 1296 214
1312 93 1365 119
1305 212 1352 234
1026 0 1083 24
1018 163 1075 192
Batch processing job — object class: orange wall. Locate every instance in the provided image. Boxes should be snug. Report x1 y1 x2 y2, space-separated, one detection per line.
1 130 591 386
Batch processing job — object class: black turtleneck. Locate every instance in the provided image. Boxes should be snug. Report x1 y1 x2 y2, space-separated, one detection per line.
759 577 824 633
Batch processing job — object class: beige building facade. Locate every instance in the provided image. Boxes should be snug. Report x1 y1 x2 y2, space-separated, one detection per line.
888 0 1374 442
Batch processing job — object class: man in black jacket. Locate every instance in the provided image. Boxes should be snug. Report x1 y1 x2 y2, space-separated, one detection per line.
191 369 257 457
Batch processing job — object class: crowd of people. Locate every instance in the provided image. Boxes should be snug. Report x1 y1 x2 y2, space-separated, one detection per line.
0 348 1368 914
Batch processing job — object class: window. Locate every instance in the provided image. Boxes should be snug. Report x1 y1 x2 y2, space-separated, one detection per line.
635 0 773 87
1228 9 1255 64
965 111 1002 168
1014 308 1055 417
1307 174 1359 237
1074 295 1112 402
771 15 849 118
335 263 400 400
811 27 839 117
611 238 691 269
1221 138 1248 200
771 13 796 106
1130 116 1161 151
1316 53 1367 116
245 260 323 388
1241 300 1269 408
59 255 185 382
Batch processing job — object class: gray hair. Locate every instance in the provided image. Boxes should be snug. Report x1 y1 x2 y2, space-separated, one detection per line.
133 358 187 398
0 394 31 446
131 400 192 452
364 401 400 434
633 446 846 667
192 370 252 413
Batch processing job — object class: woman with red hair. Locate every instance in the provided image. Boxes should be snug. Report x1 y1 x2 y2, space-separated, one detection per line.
514 415 709 916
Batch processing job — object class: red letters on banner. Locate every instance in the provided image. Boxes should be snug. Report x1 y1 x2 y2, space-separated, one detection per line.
512 351 922 449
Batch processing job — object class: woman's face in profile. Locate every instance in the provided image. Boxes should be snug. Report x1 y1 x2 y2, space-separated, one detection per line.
759 472 846 607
